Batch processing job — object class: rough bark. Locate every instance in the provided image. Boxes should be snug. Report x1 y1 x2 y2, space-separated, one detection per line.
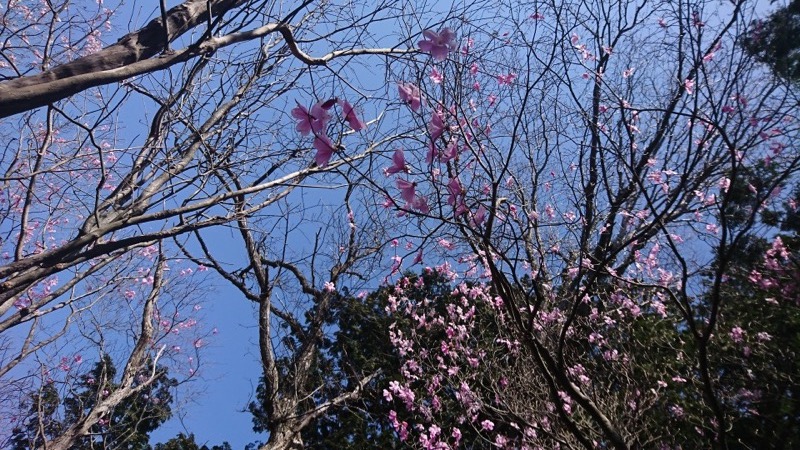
0 0 245 117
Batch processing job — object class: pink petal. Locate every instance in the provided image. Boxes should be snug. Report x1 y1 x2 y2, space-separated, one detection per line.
313 134 336 167
396 178 416 203
340 99 366 131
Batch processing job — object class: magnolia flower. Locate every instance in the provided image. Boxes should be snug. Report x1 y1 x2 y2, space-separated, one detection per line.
398 82 423 111
385 149 409 176
339 99 366 131
396 178 417 203
428 110 445 140
418 28 456 60
292 100 331 135
313 134 336 167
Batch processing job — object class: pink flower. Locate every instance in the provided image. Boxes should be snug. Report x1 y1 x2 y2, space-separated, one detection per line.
418 28 456 61
623 67 635 78
439 138 458 162
313 134 336 167
398 82 423 111
292 100 332 135
497 72 517 85
411 195 430 214
684 78 695 94
339 99 366 131
386 149 410 175
428 110 445 141
323 281 336 293
429 67 443 84
412 249 424 264
447 177 463 205
480 419 495 431
452 428 462 444
396 179 417 203
470 205 487 227
730 326 745 344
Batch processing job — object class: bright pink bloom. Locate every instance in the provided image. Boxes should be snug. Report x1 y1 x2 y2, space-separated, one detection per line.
292 100 331 135
313 134 336 167
497 72 517 85
411 195 429 214
339 99 366 131
418 28 456 61
470 205 487 227
398 82 423 111
429 67 443 84
428 110 445 140
386 149 410 175
447 177 463 205
439 138 458 162
396 179 417 203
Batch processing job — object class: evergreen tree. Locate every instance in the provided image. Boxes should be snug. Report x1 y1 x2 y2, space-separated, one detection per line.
11 355 176 450
742 0 800 82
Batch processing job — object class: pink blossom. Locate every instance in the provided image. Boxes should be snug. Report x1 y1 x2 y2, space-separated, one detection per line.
730 326 745 344
447 177 463 205
438 238 455 250
418 28 457 61
292 100 332 135
497 72 517 85
412 249 424 264
411 195 430 214
719 177 730 193
323 281 336 293
429 67 443 84
428 110 445 141
452 428 462 444
398 82 423 111
480 419 495 431
470 205 487 227
396 179 417 203
684 78 695 94
339 99 366 131
386 149 410 176
313 133 336 167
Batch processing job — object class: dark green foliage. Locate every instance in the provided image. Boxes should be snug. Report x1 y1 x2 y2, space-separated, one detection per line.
742 0 800 82
10 355 176 450
248 271 461 448
151 433 231 450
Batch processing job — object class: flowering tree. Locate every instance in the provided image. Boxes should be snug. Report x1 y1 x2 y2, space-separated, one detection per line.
375 0 800 448
0 0 464 448
4 0 799 448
